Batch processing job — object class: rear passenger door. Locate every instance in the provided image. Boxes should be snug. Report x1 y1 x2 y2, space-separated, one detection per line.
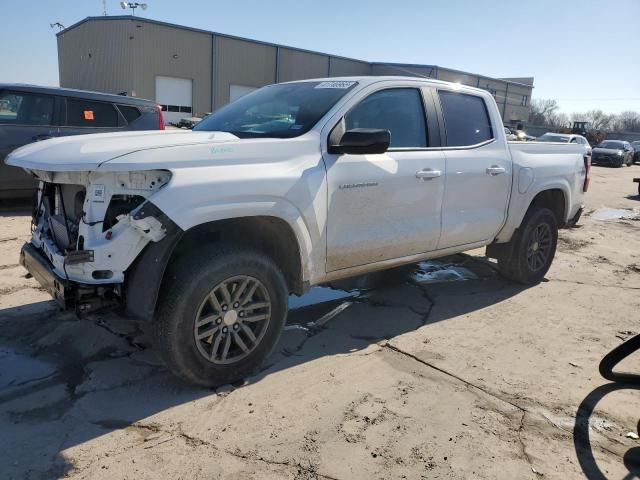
435 89 511 249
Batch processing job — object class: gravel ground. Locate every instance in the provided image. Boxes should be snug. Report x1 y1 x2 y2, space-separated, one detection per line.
0 165 639 479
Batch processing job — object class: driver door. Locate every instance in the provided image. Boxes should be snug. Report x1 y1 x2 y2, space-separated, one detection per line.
322 86 445 272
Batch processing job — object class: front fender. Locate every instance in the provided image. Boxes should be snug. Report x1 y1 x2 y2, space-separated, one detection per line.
155 194 316 284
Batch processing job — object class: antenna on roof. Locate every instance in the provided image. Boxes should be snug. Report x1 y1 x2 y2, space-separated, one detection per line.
102 0 107 15
50 22 65 31
121 2 148 15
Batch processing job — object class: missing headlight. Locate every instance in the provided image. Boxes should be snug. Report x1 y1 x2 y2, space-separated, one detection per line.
103 195 146 231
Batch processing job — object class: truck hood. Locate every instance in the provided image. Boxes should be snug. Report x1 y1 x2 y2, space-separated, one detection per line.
5 130 241 172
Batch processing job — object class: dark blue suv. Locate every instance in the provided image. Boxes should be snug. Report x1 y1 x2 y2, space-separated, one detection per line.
0 84 164 199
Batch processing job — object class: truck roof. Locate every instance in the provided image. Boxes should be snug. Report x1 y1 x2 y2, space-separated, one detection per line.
0 83 157 107
279 76 490 95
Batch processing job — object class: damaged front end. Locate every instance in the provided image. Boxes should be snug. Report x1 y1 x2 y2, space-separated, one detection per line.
20 169 180 316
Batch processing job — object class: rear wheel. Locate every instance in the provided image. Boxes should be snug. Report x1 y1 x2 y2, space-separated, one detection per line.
154 246 288 387
497 207 558 285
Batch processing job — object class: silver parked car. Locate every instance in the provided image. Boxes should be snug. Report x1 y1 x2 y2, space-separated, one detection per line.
536 133 592 155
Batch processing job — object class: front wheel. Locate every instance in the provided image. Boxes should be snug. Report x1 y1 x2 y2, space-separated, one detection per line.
154 246 288 387
497 207 558 285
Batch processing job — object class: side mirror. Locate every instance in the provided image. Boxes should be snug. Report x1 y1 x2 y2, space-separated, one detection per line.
329 128 390 155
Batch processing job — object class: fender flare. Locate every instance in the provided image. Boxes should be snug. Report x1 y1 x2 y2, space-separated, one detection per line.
123 200 316 321
495 179 572 244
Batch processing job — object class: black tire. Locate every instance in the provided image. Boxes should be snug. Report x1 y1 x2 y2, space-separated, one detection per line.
154 246 288 387
497 207 558 285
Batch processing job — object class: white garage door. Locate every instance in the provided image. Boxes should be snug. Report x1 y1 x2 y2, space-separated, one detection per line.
155 76 193 125
230 84 258 103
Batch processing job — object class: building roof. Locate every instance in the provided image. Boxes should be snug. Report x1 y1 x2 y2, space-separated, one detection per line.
57 16 534 89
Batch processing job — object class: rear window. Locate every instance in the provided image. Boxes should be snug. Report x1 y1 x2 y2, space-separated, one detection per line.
66 99 119 127
117 104 142 124
0 91 54 125
439 91 493 147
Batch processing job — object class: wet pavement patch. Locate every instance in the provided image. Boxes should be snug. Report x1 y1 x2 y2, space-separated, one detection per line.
289 286 357 310
591 208 640 221
0 347 56 390
412 259 479 284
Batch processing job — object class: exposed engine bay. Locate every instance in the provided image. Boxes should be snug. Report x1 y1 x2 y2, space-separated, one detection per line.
29 169 172 307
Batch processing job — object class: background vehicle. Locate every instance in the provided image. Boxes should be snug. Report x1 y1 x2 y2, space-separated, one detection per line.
174 116 205 129
0 84 164 199
632 141 640 164
504 127 517 141
592 140 634 167
536 132 592 156
8 76 588 387
512 129 535 141
556 121 606 147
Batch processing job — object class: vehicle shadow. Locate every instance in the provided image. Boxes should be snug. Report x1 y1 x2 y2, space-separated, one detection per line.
0 198 32 217
0 254 529 478
573 334 640 479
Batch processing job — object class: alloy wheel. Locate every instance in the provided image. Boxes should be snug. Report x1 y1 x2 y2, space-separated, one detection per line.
193 275 271 364
526 223 552 272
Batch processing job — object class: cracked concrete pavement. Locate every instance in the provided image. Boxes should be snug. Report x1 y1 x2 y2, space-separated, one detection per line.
1 165 639 479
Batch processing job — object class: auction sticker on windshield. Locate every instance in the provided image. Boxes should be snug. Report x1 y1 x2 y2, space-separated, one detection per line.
315 81 356 89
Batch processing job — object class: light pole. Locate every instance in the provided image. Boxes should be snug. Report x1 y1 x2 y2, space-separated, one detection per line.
120 2 148 16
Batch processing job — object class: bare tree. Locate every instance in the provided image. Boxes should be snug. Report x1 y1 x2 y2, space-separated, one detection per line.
570 110 615 130
547 112 570 129
529 97 640 133
612 111 640 132
528 98 559 126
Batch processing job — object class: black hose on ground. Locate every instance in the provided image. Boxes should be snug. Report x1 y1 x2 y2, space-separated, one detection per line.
599 333 640 385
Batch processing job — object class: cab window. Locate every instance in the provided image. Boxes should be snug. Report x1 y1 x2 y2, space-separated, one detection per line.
438 91 493 147
345 88 428 148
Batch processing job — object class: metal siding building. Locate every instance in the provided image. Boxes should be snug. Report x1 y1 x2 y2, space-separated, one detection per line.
213 36 277 108
57 16 533 125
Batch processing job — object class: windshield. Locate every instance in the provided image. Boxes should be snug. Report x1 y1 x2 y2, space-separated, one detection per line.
538 134 569 143
597 141 624 149
194 81 357 138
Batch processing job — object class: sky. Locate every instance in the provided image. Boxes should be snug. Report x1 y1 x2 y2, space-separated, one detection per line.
1 0 639 114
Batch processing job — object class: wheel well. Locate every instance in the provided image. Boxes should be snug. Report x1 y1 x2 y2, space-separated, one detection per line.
529 189 566 226
167 216 304 295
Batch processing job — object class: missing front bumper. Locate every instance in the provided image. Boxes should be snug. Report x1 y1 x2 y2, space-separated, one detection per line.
19 242 120 315
20 242 70 308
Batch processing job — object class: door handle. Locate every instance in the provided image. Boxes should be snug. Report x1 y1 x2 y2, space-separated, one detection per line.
416 168 442 180
486 165 506 176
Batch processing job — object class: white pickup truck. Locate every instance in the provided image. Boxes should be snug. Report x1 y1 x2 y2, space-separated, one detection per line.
7 76 589 386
